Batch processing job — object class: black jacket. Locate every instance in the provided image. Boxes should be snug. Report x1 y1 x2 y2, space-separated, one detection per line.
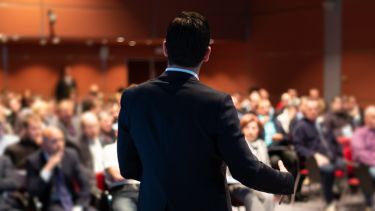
117 71 294 211
0 156 18 211
292 118 343 160
4 137 40 169
26 149 91 211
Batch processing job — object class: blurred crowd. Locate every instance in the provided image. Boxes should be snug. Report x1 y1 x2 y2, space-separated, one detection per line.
1 71 375 211
0 71 137 211
229 87 375 211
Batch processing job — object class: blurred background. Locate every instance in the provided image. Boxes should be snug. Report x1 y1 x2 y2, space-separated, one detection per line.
0 0 375 211
0 0 373 104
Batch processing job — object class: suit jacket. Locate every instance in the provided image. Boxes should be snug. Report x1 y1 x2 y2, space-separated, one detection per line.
55 118 81 150
292 118 342 160
26 149 91 211
0 156 18 193
117 71 294 211
0 156 19 211
77 135 105 173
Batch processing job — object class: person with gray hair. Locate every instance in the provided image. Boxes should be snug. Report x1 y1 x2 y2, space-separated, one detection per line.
26 126 92 211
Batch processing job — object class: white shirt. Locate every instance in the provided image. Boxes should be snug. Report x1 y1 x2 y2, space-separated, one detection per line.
89 138 105 173
103 142 140 186
0 134 19 156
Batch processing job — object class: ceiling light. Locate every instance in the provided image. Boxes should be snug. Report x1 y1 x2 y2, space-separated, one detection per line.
128 41 136 46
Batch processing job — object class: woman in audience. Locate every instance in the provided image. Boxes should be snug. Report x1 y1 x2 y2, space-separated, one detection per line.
227 113 275 211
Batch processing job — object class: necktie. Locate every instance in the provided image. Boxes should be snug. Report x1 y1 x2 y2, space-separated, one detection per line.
54 167 74 211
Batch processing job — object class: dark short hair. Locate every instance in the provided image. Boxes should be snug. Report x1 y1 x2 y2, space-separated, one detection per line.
166 11 211 67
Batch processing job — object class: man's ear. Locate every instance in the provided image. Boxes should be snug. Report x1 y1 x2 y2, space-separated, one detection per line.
163 41 168 57
202 46 211 63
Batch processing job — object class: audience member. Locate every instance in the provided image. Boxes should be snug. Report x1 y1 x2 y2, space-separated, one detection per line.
98 111 116 146
55 100 81 150
324 96 354 139
293 98 344 211
5 114 43 169
103 124 139 211
78 112 105 174
26 126 92 211
352 105 375 209
227 114 274 211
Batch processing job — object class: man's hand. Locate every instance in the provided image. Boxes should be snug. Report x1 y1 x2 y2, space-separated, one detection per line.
44 150 64 171
314 153 330 167
274 160 289 204
272 133 283 142
278 160 288 172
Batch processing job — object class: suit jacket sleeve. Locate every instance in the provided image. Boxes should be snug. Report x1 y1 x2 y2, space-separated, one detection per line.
0 156 18 192
117 90 143 181
26 156 50 198
216 95 294 194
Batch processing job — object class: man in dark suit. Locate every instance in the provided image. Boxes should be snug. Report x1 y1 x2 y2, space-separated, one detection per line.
117 11 294 211
0 155 20 211
26 126 92 211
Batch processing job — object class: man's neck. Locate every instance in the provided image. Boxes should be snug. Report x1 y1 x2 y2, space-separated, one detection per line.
168 64 201 75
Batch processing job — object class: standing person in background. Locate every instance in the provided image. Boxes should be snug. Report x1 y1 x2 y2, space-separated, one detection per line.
55 66 77 102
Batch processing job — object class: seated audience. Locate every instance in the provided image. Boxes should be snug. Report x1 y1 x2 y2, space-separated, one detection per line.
343 96 364 128
0 104 19 156
26 126 92 211
55 100 81 150
103 124 139 211
5 95 23 134
293 98 344 211
228 114 274 211
31 100 58 127
351 105 375 210
98 111 116 146
324 96 354 139
256 99 280 146
78 112 105 174
272 105 299 179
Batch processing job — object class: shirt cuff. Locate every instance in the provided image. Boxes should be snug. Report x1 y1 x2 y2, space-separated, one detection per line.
40 169 52 182
72 206 83 211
